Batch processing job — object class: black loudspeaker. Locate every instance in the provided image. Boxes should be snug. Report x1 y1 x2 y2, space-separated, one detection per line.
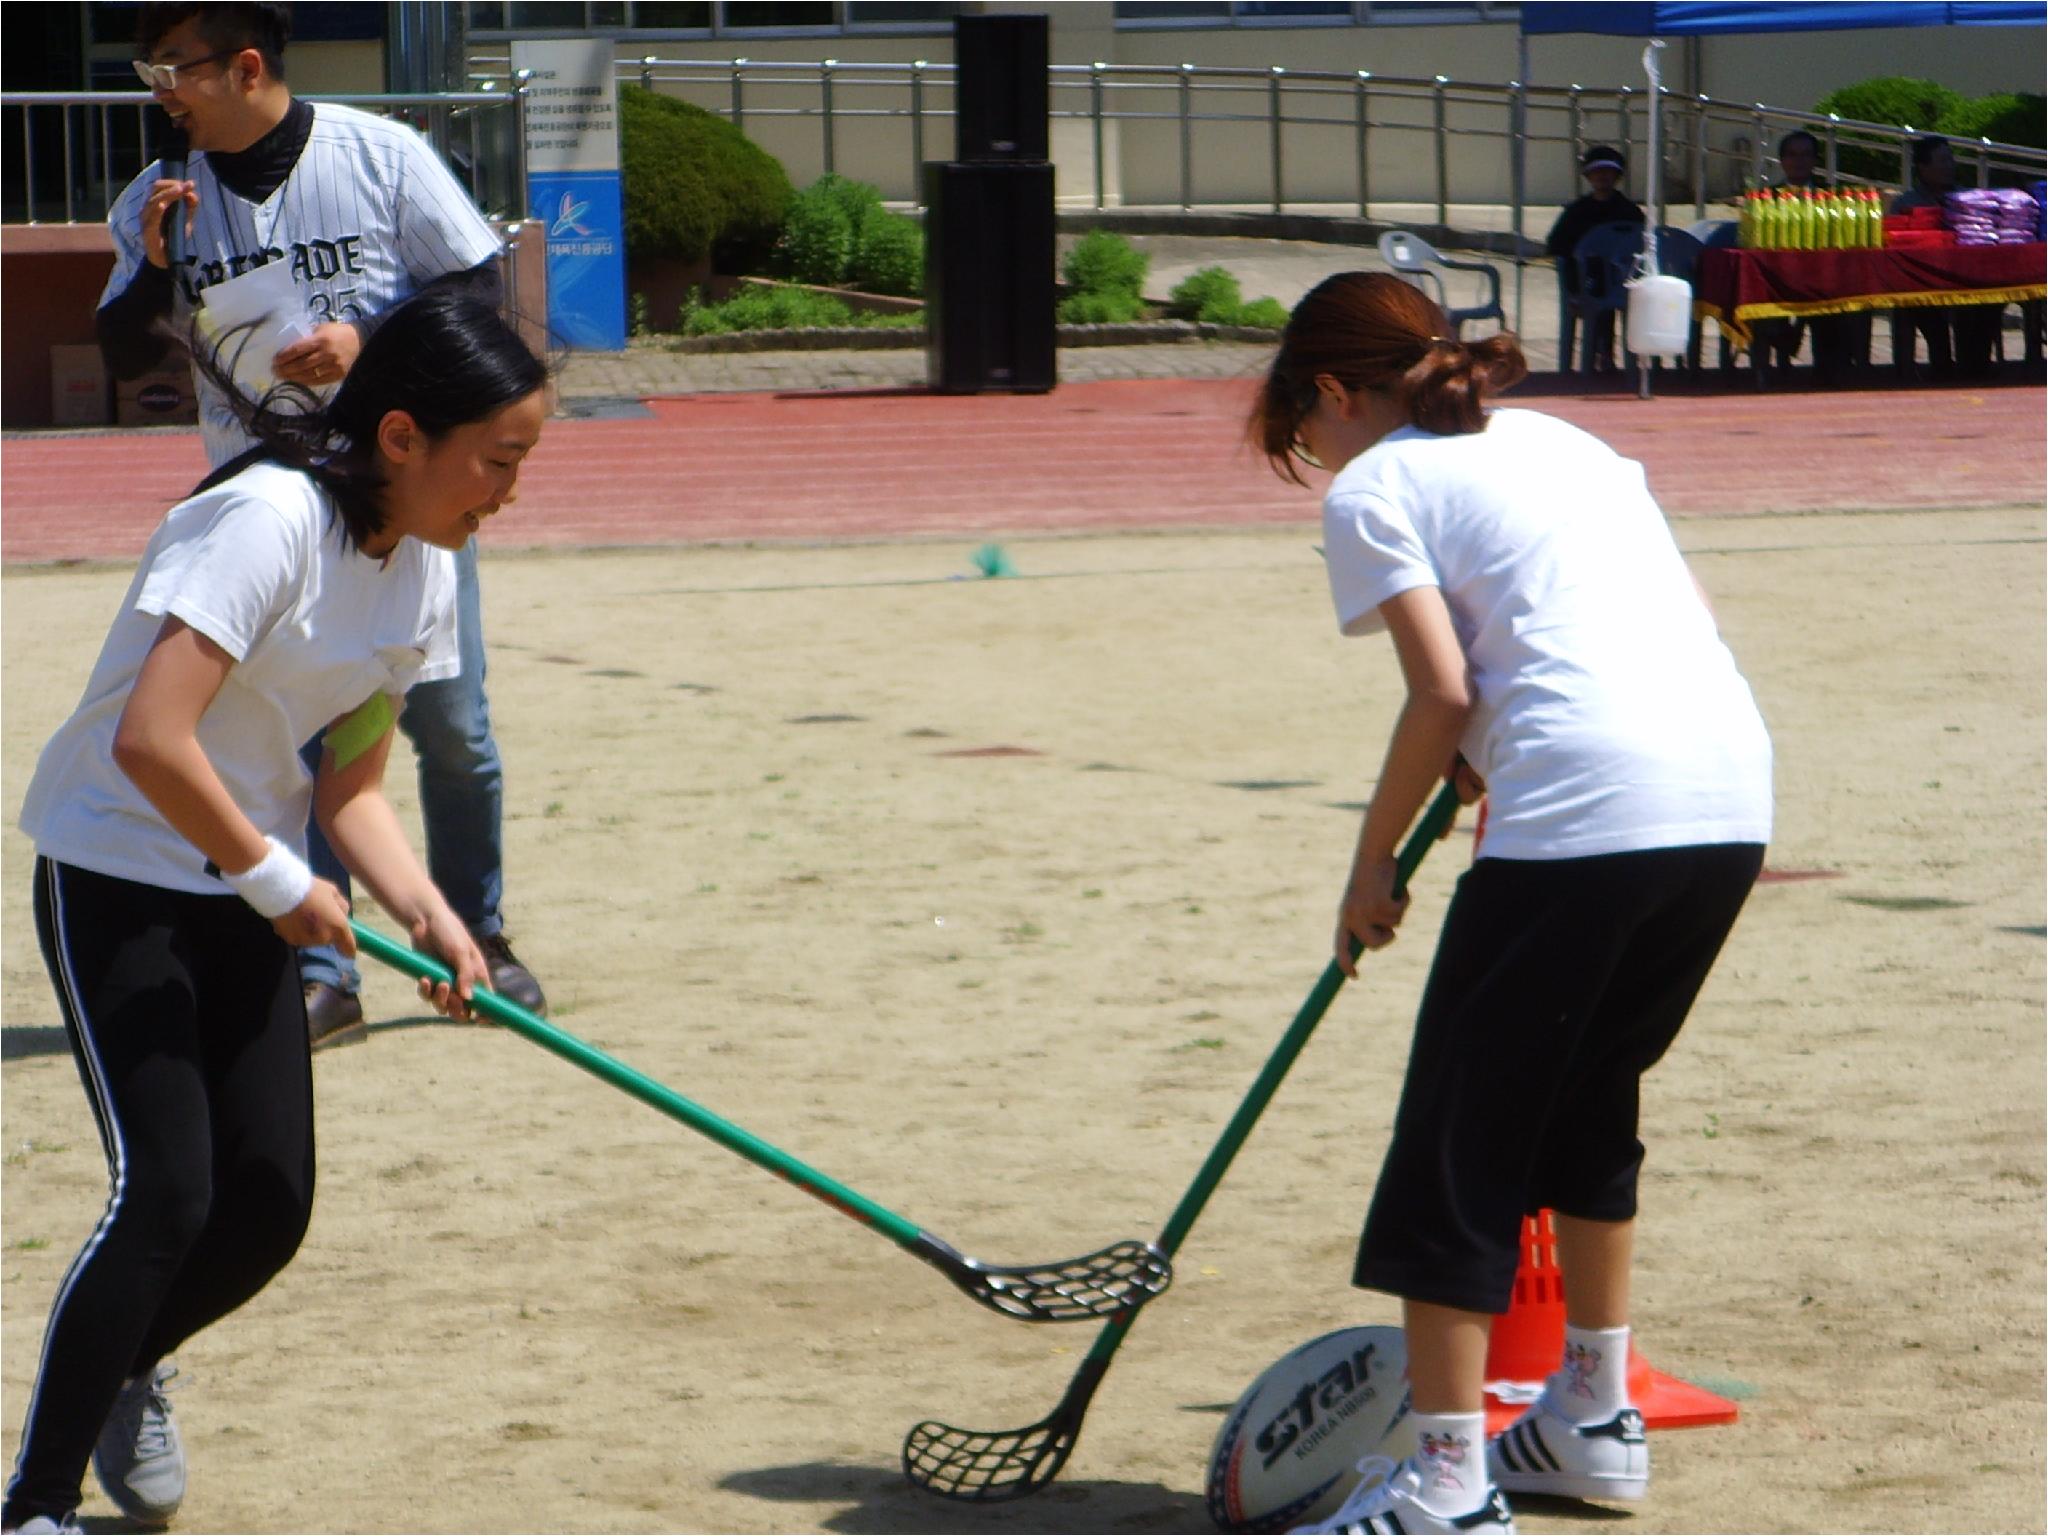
953 13 1049 162
923 160 1056 394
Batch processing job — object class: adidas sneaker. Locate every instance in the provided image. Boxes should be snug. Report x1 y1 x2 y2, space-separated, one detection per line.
1290 1455 1516 1534
1487 1401 1649 1502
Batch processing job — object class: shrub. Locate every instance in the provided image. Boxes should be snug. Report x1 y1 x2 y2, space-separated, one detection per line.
1062 230 1149 300
1231 296 1290 331
1168 266 1244 323
619 85 792 268
1813 77 1969 183
815 173 887 243
1938 91 2046 150
769 175 899 287
771 191 856 286
678 284 923 335
848 211 924 296
1057 290 1146 325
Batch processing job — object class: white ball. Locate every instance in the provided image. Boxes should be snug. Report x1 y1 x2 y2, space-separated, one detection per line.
1205 1325 1414 1533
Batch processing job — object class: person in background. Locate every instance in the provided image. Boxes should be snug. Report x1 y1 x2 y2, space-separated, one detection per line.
1763 130 1869 383
1887 135 1980 380
1546 146 1645 373
96 2 550 1051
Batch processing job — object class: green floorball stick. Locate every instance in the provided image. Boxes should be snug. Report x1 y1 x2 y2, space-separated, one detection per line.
349 919 1171 1325
902 781 1463 1500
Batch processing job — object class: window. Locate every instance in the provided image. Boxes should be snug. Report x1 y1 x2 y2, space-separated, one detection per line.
465 1 957 35
1113 1 1517 23
721 2 833 25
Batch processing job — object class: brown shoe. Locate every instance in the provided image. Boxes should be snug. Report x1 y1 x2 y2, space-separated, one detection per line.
476 932 546 1016
304 981 367 1051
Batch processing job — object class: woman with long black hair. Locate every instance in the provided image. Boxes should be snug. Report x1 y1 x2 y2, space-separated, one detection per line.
5 289 548 1534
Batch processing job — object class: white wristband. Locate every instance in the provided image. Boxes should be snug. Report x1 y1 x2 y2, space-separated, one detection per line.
224 837 314 919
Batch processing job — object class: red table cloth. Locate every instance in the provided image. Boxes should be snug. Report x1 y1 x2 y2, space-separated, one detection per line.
1694 243 2047 347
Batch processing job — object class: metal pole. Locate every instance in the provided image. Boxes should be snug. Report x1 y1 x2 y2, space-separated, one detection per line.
640 55 654 90
1692 94 1707 218
1826 111 1840 185
910 59 925 205
1979 136 1992 187
821 59 835 176
62 104 76 224
731 57 747 134
1355 70 1371 218
1569 83 1583 170
1179 64 1194 210
1510 61 1526 338
1899 125 1913 186
1616 86 1632 174
1092 63 1106 211
512 71 531 218
23 108 36 225
1753 103 1768 186
1434 74 1450 226
100 103 114 218
1269 66 1285 215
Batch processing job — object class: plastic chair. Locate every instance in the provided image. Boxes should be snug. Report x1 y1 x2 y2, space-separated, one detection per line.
1377 230 1506 340
1567 223 1706 375
1561 220 1645 372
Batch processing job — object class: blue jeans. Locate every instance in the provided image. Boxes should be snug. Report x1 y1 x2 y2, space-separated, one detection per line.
298 539 505 993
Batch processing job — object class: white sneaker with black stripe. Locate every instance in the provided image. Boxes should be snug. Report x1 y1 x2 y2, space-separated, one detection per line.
1289 1456 1516 1534
1487 1401 1649 1501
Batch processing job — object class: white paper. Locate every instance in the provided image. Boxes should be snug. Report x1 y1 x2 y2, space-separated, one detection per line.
194 260 316 400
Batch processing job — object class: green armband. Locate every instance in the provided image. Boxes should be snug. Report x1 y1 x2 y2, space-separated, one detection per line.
326 692 396 770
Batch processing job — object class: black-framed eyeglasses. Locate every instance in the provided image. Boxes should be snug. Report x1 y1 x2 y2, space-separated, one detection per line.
133 48 238 92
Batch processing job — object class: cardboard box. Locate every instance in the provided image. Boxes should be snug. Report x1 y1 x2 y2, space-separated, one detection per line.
116 361 198 428
50 344 109 427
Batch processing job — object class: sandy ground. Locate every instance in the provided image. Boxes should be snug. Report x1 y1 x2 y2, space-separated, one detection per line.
3 506 2042 1535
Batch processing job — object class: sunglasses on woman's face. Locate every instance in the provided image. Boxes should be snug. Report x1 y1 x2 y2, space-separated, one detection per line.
133 48 238 92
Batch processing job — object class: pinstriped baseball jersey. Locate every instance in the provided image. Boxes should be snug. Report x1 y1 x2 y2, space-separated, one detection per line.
101 102 503 468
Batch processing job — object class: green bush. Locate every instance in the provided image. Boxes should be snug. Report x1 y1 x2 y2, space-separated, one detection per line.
1062 230 1149 300
619 85 792 269
847 211 924 296
1167 265 1243 322
678 284 922 335
771 190 856 286
769 175 899 287
1057 290 1146 325
1231 296 1290 331
1813 77 1969 183
1938 91 2046 150
815 173 886 242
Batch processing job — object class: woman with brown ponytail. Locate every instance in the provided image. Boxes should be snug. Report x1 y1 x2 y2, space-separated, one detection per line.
1252 274 1773 1536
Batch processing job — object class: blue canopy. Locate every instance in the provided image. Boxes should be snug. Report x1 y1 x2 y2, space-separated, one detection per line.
1519 2 2046 35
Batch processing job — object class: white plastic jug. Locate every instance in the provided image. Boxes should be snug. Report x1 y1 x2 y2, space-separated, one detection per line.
1626 273 1693 356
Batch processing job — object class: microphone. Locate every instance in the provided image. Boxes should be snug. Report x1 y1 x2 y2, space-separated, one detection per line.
158 118 188 271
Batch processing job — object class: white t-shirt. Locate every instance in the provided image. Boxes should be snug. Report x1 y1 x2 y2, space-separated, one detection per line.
1322 407 1773 860
101 101 503 468
19 463 459 894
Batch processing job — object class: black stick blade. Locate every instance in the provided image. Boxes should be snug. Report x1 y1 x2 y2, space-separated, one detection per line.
902 1412 1079 1502
955 1239 1171 1322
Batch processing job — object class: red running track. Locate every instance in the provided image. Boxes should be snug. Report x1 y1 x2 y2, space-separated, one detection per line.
3 379 2041 565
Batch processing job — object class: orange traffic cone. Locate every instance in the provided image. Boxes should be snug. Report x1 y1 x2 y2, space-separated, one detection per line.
1482 1210 1739 1433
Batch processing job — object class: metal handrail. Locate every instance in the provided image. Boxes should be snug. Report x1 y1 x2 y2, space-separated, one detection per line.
469 51 2044 230
2 86 529 225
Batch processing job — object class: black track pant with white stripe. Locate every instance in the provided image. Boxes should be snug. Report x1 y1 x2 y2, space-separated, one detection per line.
4 858 314 1527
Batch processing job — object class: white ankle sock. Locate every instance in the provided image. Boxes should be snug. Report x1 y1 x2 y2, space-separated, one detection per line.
1407 1409 1490 1514
1548 1323 1631 1423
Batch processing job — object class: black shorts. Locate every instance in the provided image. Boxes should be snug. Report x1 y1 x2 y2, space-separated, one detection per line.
1352 841 1764 1315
